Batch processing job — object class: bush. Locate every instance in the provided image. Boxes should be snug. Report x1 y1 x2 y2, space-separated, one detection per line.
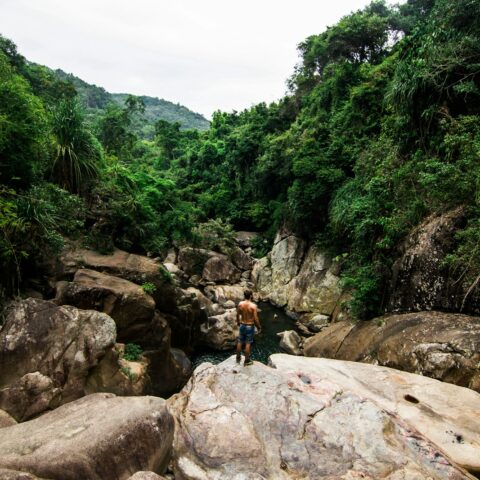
141 282 157 294
123 343 142 361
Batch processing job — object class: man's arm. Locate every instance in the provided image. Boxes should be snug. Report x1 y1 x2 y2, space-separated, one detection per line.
254 306 261 332
236 305 241 326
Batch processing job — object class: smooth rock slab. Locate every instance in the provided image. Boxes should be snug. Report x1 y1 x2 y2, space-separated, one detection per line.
0 393 174 480
168 356 474 480
270 354 480 474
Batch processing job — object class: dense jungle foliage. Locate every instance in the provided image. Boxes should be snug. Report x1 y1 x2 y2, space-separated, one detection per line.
1 0 479 318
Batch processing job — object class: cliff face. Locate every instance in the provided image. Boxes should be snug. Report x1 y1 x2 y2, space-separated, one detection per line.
388 207 480 315
254 207 480 323
252 230 348 326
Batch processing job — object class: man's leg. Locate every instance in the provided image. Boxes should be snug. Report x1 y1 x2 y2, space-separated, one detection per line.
236 340 242 363
244 342 252 365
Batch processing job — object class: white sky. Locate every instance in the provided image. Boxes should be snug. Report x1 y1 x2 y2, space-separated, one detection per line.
2 0 386 118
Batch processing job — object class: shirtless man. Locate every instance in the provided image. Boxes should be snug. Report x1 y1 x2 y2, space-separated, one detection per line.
236 289 261 366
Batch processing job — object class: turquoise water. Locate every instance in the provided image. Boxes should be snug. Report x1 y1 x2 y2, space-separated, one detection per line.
192 302 295 368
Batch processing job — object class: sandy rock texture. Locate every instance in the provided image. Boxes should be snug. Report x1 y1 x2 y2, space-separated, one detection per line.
304 311 480 391
0 469 41 480
167 355 477 479
0 299 116 421
0 393 173 480
0 409 16 429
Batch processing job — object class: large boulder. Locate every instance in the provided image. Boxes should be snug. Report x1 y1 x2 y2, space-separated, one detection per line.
202 255 241 284
304 311 480 391
143 347 192 398
168 356 476 479
230 246 254 271
59 247 177 312
0 299 116 421
199 310 238 350
184 287 216 316
204 284 245 305
389 207 480 314
55 269 155 342
270 354 480 474
0 393 173 479
177 247 213 277
286 246 342 315
268 233 307 306
277 330 302 355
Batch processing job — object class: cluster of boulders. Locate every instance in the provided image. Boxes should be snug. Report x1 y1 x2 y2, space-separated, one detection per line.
2 354 480 479
161 232 258 351
0 245 210 422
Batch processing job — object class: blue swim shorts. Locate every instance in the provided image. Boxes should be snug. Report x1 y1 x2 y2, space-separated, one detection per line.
237 324 255 345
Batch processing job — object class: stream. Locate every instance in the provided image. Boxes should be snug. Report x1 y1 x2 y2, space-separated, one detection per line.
192 302 295 368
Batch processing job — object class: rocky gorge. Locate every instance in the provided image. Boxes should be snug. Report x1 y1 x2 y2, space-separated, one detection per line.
2 211 480 478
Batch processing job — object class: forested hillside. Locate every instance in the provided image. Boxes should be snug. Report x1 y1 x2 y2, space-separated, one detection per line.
54 69 210 135
1 0 479 319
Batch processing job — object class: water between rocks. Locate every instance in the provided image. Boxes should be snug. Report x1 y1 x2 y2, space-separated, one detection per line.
192 302 295 368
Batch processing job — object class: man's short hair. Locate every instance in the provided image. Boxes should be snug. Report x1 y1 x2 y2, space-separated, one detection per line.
244 289 253 299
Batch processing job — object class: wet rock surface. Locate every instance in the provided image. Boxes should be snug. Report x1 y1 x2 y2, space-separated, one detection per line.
304 311 480 391
0 393 174 480
168 355 476 479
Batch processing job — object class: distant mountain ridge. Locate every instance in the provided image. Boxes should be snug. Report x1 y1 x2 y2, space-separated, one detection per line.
54 69 210 137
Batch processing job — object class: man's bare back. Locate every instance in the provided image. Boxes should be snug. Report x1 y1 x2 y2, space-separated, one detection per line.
237 300 260 328
236 290 261 366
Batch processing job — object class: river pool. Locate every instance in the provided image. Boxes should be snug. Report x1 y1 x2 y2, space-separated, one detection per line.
192 302 295 368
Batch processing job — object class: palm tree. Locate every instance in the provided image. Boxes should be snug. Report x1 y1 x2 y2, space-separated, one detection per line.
51 98 102 194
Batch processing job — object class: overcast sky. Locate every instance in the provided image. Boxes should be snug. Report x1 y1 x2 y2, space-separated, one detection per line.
2 0 386 118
